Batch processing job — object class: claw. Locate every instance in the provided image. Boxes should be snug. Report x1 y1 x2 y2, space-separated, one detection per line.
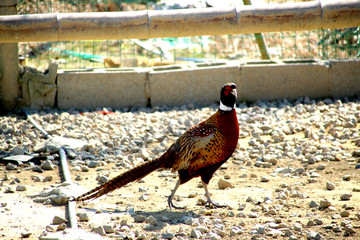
202 181 227 209
168 179 184 210
168 195 185 210
205 199 227 209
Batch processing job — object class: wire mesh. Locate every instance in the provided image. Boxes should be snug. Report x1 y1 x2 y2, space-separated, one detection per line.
17 0 360 70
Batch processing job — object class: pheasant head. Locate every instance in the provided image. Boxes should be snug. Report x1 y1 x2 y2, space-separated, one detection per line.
219 83 237 111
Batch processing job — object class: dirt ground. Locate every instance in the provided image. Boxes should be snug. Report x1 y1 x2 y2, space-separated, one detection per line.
1 133 359 240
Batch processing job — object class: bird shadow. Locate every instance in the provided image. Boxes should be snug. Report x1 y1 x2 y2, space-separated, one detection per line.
78 205 200 231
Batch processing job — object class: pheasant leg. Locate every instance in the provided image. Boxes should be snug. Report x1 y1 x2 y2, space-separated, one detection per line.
168 179 185 210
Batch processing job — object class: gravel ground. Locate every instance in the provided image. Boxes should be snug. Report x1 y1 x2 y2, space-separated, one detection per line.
1 96 360 240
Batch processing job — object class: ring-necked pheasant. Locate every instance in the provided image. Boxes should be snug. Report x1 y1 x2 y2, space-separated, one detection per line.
72 83 239 209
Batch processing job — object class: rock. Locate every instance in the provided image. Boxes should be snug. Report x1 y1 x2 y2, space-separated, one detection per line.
5 163 17 170
138 186 148 193
45 225 55 232
77 212 90 222
260 176 270 182
3 155 34 163
342 175 351 181
145 216 158 225
319 199 332 209
190 229 202 238
10 178 20 184
87 161 98 168
309 201 319 208
316 164 326 170
21 231 32 238
218 179 234 189
16 185 27 191
41 160 54 170
230 227 243 236
307 231 322 240
307 220 315 227
340 194 352 201
75 175 82 181
82 166 89 172
12 146 27 155
344 224 356 235
91 226 106 236
103 224 115 233
4 187 15 193
120 225 131 232
314 218 323 225
96 175 109 184
139 148 150 160
340 210 350 217
49 193 69 205
133 215 146 223
161 232 175 239
57 223 67 231
332 225 342 232
33 175 45 182
139 194 149 201
248 212 259 218
43 176 53 182
52 215 68 225
34 135 87 153
326 182 335 190
183 217 196 225
352 150 360 157
32 166 43 173
293 223 302 231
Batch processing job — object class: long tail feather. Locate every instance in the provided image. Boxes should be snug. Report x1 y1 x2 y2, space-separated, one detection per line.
72 157 166 202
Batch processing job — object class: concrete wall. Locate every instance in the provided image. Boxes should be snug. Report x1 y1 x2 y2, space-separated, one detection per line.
56 59 360 110
57 69 148 109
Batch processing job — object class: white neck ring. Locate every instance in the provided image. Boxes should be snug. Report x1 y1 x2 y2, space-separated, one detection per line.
219 101 235 111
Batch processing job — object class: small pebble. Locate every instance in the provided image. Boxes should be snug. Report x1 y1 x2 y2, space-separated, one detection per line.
139 194 149 201
190 229 202 238
32 166 43 173
218 179 233 189
41 160 54 170
57 223 67 231
4 187 15 193
340 194 352 201
103 224 115 233
340 210 350 218
326 182 335 190
91 226 106 236
342 175 351 181
16 185 27 191
260 176 270 182
77 212 90 222
133 215 146 223
319 199 332 209
52 215 68 225
21 231 32 238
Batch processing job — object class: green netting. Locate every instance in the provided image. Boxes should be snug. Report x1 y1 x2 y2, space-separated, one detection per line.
17 0 360 70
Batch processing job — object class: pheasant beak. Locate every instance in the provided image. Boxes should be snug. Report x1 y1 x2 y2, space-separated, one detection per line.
232 88 237 97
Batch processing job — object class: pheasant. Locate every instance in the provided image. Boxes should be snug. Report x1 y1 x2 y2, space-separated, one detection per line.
72 83 239 209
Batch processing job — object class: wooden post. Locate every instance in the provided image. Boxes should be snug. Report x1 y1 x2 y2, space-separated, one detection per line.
0 0 19 111
243 0 270 60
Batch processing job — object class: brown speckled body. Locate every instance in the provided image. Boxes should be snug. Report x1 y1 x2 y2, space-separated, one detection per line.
167 108 239 184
